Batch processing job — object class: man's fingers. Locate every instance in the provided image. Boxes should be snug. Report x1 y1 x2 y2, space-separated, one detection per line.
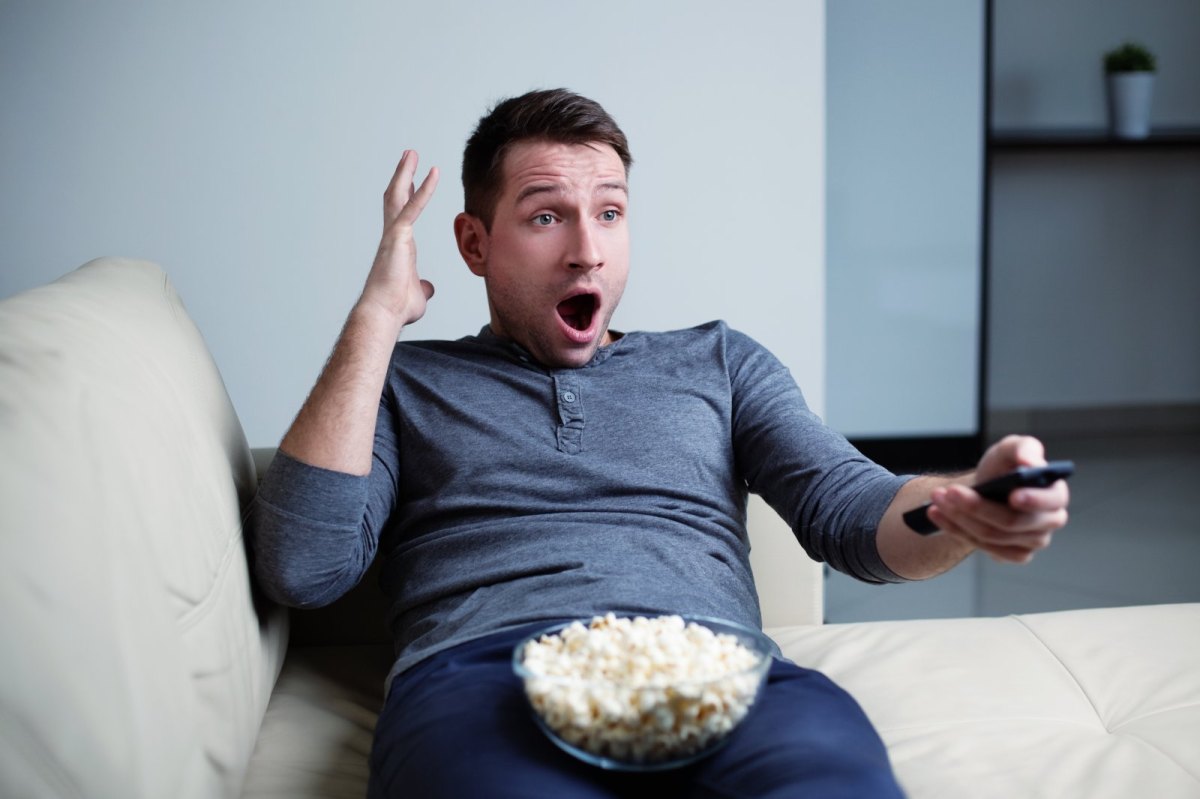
396 166 440 226
999 434 1046 467
1011 480 1070 512
383 151 439 225
933 510 1046 564
932 490 1067 536
383 150 417 223
935 478 1068 525
978 435 1048 483
929 495 1065 567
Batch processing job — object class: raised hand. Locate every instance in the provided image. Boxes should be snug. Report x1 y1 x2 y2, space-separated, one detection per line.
360 150 440 328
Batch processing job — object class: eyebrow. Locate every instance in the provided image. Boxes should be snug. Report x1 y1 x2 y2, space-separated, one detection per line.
515 181 628 205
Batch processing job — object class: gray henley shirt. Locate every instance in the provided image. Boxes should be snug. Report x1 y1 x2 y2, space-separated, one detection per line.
250 321 910 686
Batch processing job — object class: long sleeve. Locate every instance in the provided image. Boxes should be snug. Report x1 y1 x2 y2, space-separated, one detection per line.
727 329 912 584
247 379 403 608
247 450 374 607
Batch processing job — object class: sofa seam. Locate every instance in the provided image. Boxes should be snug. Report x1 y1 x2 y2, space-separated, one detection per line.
1110 700 1200 732
0 710 86 798
1113 727 1200 785
876 715 1105 736
1011 614 1109 732
177 522 243 632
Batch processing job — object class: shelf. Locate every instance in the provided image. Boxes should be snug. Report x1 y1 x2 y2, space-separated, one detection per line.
990 127 1200 151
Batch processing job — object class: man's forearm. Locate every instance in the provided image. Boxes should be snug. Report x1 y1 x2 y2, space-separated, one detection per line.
280 301 405 476
875 474 977 580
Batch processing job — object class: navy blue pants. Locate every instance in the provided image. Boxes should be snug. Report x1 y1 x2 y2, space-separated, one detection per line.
368 623 903 798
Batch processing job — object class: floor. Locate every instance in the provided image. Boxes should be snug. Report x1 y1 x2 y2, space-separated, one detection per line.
825 431 1200 622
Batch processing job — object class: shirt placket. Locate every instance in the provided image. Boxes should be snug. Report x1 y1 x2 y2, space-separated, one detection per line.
552 375 584 454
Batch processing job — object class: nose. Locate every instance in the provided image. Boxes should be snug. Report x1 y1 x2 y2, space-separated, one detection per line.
567 219 603 271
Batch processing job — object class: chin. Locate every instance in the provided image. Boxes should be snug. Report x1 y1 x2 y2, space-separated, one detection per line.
548 346 599 369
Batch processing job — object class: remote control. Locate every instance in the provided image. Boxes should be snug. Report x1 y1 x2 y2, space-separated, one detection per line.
903 461 1075 535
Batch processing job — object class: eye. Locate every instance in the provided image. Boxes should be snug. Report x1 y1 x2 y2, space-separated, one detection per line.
600 209 621 222
533 213 556 226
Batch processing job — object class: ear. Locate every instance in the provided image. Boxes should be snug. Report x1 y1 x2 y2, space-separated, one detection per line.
454 213 489 276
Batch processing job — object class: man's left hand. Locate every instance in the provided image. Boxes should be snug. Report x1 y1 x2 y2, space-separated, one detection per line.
927 435 1070 564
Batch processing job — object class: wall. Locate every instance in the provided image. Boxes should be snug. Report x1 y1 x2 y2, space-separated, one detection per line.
823 0 985 622
825 0 984 439
989 0 1200 414
0 1 826 448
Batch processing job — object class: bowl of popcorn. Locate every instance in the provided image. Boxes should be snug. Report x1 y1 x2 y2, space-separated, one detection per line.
512 613 774 771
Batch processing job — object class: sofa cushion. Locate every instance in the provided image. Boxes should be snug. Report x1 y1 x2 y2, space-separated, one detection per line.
771 603 1200 798
242 644 392 798
244 605 1199 798
0 259 288 798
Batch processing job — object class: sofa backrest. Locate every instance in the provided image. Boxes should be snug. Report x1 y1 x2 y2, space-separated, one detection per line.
0 259 287 799
748 493 824 628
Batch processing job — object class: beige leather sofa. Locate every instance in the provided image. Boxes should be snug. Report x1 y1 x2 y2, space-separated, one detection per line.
2 257 1197 798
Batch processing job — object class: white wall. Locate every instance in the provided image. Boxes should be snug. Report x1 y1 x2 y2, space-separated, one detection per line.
989 0 1200 412
0 1 826 447
826 0 984 439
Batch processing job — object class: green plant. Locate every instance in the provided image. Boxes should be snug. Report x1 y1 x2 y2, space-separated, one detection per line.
1104 42 1156 73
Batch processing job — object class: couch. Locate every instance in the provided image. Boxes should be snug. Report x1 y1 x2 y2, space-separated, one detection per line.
2 257 1197 798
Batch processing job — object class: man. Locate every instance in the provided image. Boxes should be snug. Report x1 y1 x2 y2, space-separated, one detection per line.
250 89 1069 797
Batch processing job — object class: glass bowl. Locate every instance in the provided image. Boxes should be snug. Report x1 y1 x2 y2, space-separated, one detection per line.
512 614 774 771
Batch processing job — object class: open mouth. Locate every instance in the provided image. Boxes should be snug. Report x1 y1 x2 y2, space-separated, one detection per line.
556 292 598 332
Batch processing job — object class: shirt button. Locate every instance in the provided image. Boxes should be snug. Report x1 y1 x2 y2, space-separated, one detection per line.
561 391 577 403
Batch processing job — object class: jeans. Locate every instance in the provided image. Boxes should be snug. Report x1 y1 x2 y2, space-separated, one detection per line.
368 622 904 798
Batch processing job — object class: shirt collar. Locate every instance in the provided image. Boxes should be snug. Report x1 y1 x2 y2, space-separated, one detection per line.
472 325 624 369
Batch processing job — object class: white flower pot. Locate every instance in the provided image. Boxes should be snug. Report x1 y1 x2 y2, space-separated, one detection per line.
1106 72 1155 139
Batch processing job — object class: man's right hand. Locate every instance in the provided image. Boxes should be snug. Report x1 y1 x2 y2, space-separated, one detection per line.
360 150 440 328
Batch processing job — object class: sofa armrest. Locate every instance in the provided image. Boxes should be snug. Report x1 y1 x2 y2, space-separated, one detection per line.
1 259 287 799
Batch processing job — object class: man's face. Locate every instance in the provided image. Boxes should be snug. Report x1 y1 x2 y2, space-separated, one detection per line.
456 140 629 369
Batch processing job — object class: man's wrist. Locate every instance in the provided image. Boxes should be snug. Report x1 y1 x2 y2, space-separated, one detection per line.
350 294 410 341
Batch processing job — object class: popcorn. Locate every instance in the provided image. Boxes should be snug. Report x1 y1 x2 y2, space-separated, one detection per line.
517 614 768 765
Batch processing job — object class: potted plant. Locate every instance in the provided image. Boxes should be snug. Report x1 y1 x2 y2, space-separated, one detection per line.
1104 42 1156 139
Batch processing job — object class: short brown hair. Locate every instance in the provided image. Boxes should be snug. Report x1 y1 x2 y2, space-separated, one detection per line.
461 88 633 228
